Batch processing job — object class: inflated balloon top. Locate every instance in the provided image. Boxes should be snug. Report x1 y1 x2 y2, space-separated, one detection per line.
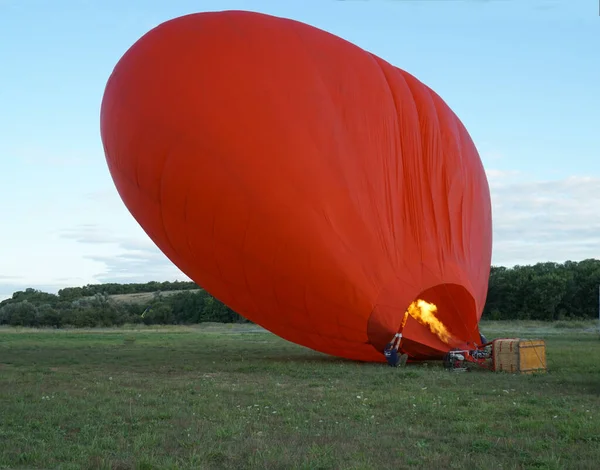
100 10 492 362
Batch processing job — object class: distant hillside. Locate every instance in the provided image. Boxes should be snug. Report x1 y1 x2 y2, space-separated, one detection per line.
103 289 202 304
56 280 200 301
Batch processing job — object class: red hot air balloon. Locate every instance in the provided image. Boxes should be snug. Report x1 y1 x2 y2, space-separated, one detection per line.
100 10 492 363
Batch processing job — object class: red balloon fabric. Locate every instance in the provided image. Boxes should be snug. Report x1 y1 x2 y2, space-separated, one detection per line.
100 10 492 362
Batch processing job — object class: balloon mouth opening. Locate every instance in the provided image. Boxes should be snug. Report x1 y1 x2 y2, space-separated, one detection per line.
398 283 479 357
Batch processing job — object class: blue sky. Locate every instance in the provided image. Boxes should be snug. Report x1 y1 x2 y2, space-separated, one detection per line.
0 0 598 299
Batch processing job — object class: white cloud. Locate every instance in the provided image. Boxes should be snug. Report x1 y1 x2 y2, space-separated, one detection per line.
0 221 189 300
59 223 189 284
486 170 600 266
0 182 189 300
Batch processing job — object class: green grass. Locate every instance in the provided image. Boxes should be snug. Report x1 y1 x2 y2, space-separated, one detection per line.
0 322 599 470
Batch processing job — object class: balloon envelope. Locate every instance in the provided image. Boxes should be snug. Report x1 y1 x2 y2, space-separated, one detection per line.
100 10 492 362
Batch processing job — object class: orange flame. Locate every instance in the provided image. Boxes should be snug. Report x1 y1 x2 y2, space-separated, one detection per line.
401 299 454 345
400 310 409 330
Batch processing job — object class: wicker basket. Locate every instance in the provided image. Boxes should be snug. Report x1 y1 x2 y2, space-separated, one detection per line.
492 338 547 374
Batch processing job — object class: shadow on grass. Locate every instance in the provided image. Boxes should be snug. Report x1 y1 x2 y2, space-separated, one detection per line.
242 353 391 369
552 377 600 396
580 380 600 395
258 353 448 368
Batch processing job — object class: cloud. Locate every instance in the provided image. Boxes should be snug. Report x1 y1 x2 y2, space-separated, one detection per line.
486 170 600 266
60 224 122 245
86 252 187 284
58 224 190 285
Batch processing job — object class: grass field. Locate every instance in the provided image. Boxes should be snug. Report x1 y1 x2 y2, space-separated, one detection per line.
1 321 599 470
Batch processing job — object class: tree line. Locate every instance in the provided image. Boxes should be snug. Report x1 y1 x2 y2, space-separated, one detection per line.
483 258 599 321
0 288 248 328
0 258 598 328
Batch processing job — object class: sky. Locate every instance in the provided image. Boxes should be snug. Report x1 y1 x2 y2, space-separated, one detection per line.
0 0 598 300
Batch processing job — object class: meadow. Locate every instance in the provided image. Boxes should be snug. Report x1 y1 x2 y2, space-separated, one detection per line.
1 321 599 469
